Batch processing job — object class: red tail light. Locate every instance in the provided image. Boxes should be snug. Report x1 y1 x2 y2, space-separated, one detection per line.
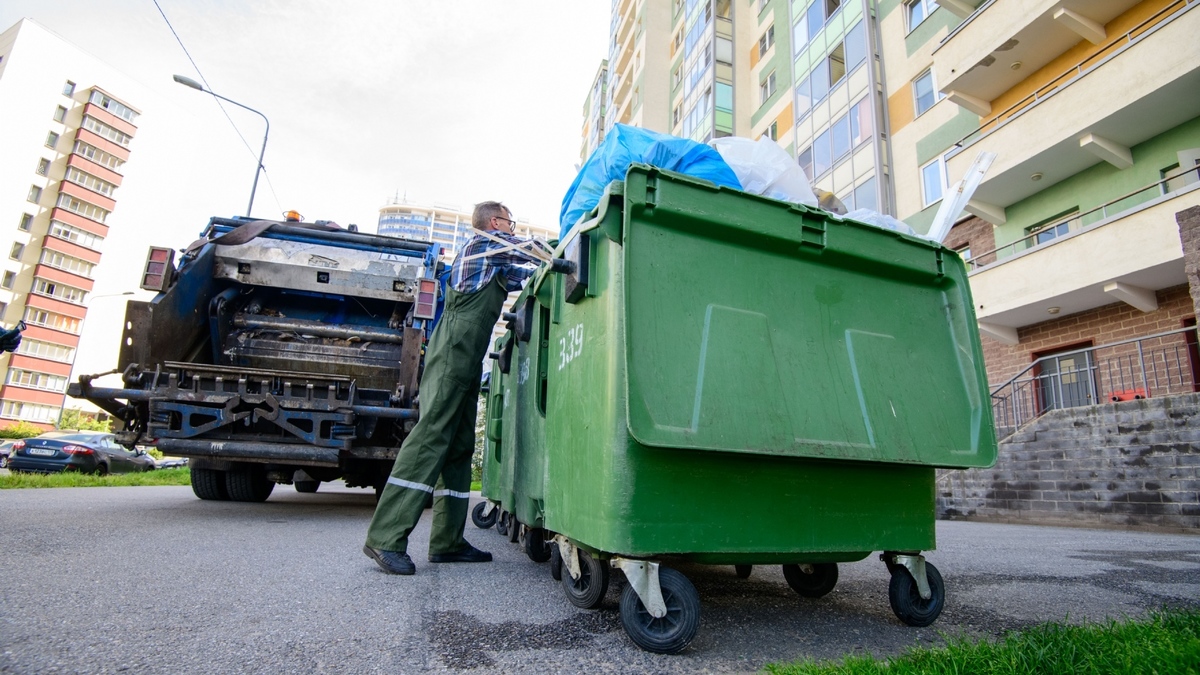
13 441 25 450
63 445 94 455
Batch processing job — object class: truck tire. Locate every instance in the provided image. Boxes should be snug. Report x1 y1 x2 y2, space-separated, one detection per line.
226 465 274 502
191 467 230 501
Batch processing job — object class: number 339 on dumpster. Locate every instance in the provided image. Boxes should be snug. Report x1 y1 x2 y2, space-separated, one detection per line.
558 323 584 371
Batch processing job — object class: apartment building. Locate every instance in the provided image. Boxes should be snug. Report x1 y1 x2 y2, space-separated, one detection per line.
581 61 610 163
878 0 1200 415
0 19 140 429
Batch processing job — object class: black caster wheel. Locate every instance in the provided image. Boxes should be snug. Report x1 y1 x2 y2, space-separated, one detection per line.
889 561 945 627
521 526 551 562
550 544 563 581
782 563 838 598
619 567 701 654
561 548 609 609
507 514 519 543
734 564 752 579
495 511 509 536
471 502 498 529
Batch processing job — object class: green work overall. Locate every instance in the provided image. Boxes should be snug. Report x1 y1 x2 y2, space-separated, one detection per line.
365 275 508 555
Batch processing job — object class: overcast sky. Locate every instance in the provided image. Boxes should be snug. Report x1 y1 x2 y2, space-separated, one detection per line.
0 1 609 382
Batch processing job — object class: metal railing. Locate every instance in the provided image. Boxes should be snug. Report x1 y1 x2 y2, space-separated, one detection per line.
948 0 1196 158
965 166 1200 271
990 326 1200 435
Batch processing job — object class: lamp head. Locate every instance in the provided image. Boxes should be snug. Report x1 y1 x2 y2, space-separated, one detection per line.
172 74 205 91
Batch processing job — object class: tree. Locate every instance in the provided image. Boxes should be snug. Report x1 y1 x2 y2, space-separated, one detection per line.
56 408 110 432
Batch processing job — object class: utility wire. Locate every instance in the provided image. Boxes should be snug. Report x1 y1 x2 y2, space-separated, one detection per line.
152 0 267 180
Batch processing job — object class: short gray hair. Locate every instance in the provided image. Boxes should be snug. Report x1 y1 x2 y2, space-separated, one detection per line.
472 201 510 231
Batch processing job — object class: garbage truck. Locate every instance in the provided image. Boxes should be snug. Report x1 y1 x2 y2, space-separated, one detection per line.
473 164 999 653
68 216 446 502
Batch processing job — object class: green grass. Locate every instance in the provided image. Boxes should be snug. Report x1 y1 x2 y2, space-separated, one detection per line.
471 480 482 492
0 467 191 489
766 609 1200 675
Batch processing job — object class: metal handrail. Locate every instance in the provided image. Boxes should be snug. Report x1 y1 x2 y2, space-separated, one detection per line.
966 166 1200 270
948 0 1195 156
989 326 1200 435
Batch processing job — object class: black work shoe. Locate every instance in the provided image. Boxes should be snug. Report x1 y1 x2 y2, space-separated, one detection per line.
428 543 493 563
363 545 416 575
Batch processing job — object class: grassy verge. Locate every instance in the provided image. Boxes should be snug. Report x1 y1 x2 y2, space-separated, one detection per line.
0 467 191 489
766 609 1200 675
471 481 482 492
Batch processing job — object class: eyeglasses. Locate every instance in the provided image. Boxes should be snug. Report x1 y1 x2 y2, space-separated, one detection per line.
494 216 516 228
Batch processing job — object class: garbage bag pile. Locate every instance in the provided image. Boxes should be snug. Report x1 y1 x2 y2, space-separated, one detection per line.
558 123 932 242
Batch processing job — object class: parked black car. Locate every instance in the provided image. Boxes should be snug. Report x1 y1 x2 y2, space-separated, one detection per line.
8 432 155 475
0 440 13 469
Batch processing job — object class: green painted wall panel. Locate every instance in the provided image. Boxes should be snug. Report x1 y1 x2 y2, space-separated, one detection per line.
905 8 958 56
916 107 980 165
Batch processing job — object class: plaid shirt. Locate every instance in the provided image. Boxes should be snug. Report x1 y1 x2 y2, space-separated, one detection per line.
449 232 543 294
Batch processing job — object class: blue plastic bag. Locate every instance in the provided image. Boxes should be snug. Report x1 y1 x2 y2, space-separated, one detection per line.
557 124 742 239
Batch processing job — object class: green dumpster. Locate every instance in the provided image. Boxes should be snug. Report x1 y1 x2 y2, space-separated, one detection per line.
476 164 997 653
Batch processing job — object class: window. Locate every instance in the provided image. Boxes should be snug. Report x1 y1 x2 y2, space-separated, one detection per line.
27 186 42 204
673 103 682 127
810 60 830 102
798 146 814 180
53 105 68 123
72 140 125 171
23 307 82 334
65 167 116 197
1162 158 1200 194
921 156 947 206
88 90 138 123
45 131 59 149
828 43 847 89
955 245 972 261
1026 211 1076 246
760 71 776 104
807 1 824 40
1 272 14 289
793 14 809 54
18 214 33 232
33 277 88 304
853 177 877 213
906 0 937 31
844 21 866 72
16 339 75 363
759 24 775 57
55 193 109 223
850 97 873 147
813 128 832 177
10 243 24 261
672 64 682 88
36 158 50 176
831 115 851 161
795 76 812 118
6 368 68 393
49 220 105 251
39 249 95 278
913 69 941 116
0 301 6 319
825 0 843 17
1 400 60 423
63 80 76 96
763 121 778 141
82 115 132 147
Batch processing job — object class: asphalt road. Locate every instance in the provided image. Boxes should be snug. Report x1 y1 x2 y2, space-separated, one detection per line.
1 482 1198 674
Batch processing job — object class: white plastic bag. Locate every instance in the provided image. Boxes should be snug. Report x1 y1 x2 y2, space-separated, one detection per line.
844 208 930 240
709 136 818 207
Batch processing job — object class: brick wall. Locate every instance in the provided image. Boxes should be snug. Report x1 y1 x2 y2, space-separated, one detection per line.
939 393 1200 532
943 216 997 267
1178 205 1200 318
981 284 1196 388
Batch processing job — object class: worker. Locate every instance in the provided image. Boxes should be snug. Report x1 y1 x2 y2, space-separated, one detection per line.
363 201 546 575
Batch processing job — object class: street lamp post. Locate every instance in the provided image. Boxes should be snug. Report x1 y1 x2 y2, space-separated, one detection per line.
172 74 270 218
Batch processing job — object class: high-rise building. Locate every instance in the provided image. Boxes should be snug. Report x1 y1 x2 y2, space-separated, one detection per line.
878 0 1200 395
594 0 889 212
580 60 609 163
0 19 140 429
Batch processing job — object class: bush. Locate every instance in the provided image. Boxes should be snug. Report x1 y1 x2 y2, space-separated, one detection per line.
57 408 110 432
0 421 46 439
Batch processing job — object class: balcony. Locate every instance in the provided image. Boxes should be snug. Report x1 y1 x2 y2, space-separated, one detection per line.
967 168 1200 336
945 1 1200 210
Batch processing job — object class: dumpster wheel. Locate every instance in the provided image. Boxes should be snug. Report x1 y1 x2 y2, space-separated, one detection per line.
520 526 552 563
549 545 563 581
495 511 509 536
471 502 498 529
734 564 752 579
561 549 609 609
888 560 945 627
782 563 838 598
619 567 700 654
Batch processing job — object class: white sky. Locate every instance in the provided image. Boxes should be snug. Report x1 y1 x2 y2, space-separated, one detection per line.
0 2 609 384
